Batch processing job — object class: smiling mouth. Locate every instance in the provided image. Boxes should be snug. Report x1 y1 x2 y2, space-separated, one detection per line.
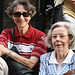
18 21 25 23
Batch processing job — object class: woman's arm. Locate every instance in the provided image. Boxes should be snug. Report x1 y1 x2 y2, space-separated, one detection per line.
0 44 38 69
0 51 4 56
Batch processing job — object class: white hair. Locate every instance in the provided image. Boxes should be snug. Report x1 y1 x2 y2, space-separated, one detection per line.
46 21 75 50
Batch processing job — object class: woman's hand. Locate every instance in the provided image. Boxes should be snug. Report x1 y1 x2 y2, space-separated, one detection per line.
0 50 4 56
0 44 10 55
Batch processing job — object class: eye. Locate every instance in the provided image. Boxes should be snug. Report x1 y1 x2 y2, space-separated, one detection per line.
23 12 29 17
52 35 57 39
60 35 65 38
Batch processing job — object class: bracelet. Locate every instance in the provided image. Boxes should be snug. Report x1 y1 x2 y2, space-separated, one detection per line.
8 51 12 56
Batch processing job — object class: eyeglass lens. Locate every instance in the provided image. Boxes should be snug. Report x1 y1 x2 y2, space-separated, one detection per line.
52 35 68 39
13 12 29 17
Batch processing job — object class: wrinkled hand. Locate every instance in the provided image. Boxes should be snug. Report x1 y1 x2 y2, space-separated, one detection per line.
0 50 4 56
0 44 9 55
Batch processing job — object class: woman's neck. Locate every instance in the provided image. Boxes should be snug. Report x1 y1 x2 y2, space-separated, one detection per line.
56 49 69 64
18 25 29 35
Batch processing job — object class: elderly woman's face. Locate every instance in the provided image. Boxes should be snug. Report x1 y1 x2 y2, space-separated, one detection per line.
51 26 69 52
12 5 31 29
65 0 75 9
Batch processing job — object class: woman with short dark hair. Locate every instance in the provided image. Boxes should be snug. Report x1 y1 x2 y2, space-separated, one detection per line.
0 0 47 75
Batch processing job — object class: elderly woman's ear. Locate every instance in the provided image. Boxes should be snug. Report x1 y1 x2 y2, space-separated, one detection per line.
69 34 74 44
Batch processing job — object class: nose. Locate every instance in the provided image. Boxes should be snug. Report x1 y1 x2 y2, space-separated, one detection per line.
71 0 75 2
19 14 25 21
72 0 75 1
56 35 61 41
19 14 24 18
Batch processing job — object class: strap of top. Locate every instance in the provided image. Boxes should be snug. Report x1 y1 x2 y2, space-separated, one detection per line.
11 28 14 45
63 69 75 75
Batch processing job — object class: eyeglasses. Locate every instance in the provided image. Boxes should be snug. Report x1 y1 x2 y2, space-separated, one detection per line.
13 12 30 17
52 34 69 39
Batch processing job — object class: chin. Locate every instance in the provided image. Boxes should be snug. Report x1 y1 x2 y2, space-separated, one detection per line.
55 47 62 51
19 24 26 27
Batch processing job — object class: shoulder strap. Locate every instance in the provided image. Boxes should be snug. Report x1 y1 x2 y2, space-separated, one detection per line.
63 54 75 75
63 69 75 75
11 28 21 55
11 28 14 45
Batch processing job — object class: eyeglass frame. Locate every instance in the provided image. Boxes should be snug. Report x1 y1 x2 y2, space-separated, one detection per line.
51 34 69 39
13 12 30 17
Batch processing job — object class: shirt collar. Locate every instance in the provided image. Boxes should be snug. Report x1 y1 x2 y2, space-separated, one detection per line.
49 49 74 64
14 24 33 38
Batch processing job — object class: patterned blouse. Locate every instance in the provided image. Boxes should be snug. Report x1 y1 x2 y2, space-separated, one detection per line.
39 49 75 75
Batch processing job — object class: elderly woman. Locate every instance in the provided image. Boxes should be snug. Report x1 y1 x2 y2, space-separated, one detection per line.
0 0 47 75
39 22 75 75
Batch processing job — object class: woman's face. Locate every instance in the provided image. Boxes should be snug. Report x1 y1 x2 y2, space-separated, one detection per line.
12 5 31 29
65 0 75 10
51 26 69 53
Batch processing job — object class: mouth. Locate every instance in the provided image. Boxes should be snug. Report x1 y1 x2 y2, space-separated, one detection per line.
18 19 27 22
18 21 26 23
71 1 75 5
55 43 62 47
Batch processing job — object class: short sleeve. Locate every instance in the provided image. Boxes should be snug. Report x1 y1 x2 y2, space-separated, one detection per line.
30 35 47 58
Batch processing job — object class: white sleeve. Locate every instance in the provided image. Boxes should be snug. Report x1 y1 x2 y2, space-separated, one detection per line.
0 57 8 75
63 14 75 24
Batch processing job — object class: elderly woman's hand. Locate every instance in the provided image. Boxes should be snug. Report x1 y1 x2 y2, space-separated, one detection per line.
0 50 4 56
0 44 10 55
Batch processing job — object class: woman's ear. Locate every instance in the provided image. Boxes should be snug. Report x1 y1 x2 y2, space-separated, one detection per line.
69 35 74 44
69 35 73 41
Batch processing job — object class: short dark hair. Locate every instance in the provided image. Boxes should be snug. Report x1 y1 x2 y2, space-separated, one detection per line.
6 0 36 18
